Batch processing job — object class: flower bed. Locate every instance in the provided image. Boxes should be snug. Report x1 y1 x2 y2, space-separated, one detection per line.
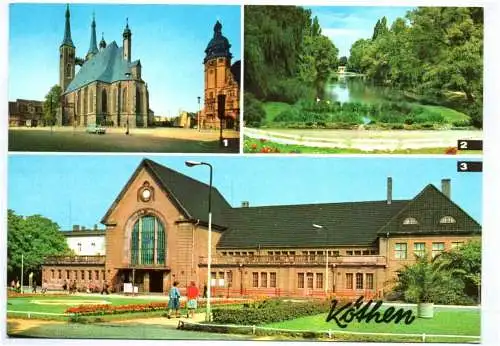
7 291 70 298
66 299 254 316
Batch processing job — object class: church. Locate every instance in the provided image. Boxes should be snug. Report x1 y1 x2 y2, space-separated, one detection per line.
42 159 481 298
58 5 151 128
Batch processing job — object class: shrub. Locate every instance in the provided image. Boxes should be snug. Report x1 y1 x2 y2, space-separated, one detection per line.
267 78 314 104
212 299 345 325
244 92 266 128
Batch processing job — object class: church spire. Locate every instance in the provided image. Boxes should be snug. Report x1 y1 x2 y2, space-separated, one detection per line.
86 12 99 60
61 4 75 47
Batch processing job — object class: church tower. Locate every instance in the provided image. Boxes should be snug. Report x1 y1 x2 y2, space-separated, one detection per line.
86 13 99 61
203 20 232 129
123 19 132 62
59 4 76 93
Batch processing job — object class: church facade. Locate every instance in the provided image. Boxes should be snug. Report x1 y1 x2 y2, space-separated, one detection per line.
58 5 150 128
200 21 240 130
42 159 481 297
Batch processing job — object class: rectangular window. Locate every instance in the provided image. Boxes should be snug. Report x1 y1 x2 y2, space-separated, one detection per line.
51 270 55 279
316 273 323 289
252 272 259 287
356 273 364 289
261 272 268 288
354 250 361 255
414 242 426 257
331 251 340 256
346 250 353 256
218 271 225 280
395 243 408 259
95 270 99 281
66 271 70 279
366 273 374 290
346 273 353 289
451 241 464 249
362 250 370 255
432 242 445 258
298 273 304 288
270 272 276 288
58 270 62 279
307 273 314 289
81 270 85 280
88 270 92 280
370 250 377 255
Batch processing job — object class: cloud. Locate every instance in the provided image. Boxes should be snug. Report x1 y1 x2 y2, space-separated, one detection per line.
322 27 371 39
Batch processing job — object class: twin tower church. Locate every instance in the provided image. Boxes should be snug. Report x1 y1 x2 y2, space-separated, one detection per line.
58 5 240 129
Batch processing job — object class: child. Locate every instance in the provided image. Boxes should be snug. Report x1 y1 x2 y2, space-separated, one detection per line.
167 281 181 318
186 281 199 318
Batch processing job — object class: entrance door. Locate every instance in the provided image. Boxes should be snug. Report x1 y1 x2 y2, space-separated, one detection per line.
149 271 163 293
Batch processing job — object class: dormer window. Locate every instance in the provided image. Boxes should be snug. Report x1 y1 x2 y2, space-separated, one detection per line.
440 216 456 224
403 217 419 225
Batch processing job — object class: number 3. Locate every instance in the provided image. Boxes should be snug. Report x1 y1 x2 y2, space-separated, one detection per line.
459 162 468 171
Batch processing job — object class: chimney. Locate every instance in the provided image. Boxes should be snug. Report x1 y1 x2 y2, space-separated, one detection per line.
441 179 451 199
72 225 80 231
387 177 392 205
241 201 249 208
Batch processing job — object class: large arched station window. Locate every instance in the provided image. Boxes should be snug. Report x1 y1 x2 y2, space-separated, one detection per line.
130 215 166 265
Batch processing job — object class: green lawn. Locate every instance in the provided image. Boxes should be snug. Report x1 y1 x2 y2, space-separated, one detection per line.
264 307 480 337
262 102 292 122
7 295 165 315
420 104 470 122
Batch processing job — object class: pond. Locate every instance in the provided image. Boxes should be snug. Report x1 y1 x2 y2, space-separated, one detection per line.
325 75 403 105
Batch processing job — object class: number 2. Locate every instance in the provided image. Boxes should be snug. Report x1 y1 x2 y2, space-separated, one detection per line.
459 141 468 149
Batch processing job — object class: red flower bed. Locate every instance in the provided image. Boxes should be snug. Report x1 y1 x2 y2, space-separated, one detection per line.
66 299 254 316
445 147 458 155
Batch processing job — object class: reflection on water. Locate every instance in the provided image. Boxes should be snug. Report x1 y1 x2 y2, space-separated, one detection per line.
326 76 400 104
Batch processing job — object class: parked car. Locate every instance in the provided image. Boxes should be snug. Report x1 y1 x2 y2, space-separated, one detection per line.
86 124 106 134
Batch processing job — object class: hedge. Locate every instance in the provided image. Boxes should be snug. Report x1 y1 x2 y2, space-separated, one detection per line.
212 299 344 325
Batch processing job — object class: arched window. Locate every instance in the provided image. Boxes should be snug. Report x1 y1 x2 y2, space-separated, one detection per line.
403 217 419 225
83 88 88 114
77 89 81 115
439 216 456 224
122 87 127 112
130 215 166 265
101 89 108 113
136 88 141 114
112 89 116 113
89 89 94 113
66 63 71 77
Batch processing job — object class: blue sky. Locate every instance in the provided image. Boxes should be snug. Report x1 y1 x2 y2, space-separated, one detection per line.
8 3 241 117
8 156 482 230
307 6 415 57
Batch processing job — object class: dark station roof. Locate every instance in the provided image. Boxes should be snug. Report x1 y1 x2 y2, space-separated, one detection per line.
377 184 482 236
101 159 232 228
102 160 482 249
217 201 409 249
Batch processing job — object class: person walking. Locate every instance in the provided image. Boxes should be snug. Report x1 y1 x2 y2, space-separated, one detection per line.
32 280 37 293
186 281 199 318
42 279 48 294
10 280 15 291
167 281 181 319
203 283 207 298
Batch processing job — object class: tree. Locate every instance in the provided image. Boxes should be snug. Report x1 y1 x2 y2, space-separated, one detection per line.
439 240 481 301
43 85 62 130
395 253 466 305
339 56 348 66
7 210 71 283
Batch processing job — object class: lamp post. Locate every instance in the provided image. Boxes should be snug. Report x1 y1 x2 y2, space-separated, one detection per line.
197 96 201 132
313 224 328 295
185 160 213 321
20 253 24 294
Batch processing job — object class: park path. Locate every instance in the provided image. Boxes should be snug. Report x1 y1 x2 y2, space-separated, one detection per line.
244 127 481 151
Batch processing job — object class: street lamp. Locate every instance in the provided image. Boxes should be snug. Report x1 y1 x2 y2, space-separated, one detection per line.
185 160 213 321
197 96 201 132
313 224 329 295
